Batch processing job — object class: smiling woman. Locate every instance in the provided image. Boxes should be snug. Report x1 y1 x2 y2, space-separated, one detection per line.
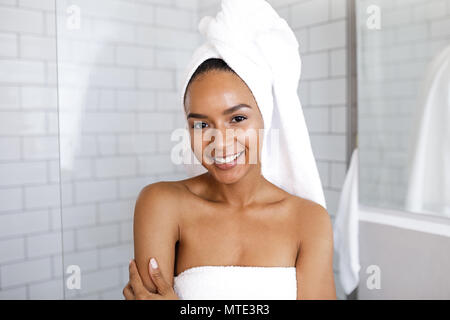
184 59 264 183
124 0 336 300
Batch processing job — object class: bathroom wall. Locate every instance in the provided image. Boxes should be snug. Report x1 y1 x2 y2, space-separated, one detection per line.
358 220 450 299
0 0 200 299
355 0 450 299
0 0 350 299
0 0 61 299
56 0 199 300
358 0 450 210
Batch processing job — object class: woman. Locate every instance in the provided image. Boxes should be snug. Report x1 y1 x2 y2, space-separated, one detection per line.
123 0 336 300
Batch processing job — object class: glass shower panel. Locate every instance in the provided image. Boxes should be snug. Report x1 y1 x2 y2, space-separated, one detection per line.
356 0 450 217
0 0 64 299
55 0 198 299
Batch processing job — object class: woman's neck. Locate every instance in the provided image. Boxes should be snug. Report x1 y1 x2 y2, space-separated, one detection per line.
205 166 268 208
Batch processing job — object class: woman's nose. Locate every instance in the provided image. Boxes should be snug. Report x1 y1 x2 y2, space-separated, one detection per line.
208 127 236 153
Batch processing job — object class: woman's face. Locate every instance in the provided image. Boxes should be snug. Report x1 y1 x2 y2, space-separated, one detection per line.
184 70 264 184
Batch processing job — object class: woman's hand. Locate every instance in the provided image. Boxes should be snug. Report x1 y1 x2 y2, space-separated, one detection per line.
123 258 179 300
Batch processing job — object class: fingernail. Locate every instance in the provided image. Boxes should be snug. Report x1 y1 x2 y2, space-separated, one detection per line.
150 258 158 269
129 259 133 266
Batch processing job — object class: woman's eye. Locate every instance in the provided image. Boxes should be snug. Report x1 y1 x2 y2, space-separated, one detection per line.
192 122 208 129
231 115 247 123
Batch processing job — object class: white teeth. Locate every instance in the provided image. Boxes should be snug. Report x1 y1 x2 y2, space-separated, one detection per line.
214 151 244 164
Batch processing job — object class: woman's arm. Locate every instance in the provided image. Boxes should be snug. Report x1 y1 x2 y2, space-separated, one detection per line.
133 182 180 293
295 203 336 300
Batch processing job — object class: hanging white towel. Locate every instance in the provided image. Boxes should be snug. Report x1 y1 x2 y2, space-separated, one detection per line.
405 44 450 217
333 148 360 296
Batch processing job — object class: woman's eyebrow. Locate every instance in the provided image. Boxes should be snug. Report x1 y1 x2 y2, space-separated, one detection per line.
187 104 251 119
187 113 208 119
222 104 252 115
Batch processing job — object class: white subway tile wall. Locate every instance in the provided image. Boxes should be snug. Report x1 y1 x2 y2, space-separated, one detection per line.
0 0 198 300
54 0 199 300
0 0 349 299
0 0 60 300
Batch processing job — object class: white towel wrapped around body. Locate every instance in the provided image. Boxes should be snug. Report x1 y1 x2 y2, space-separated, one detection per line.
179 0 326 208
173 266 297 300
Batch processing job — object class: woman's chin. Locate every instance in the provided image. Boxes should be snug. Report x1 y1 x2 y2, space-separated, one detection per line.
208 164 248 184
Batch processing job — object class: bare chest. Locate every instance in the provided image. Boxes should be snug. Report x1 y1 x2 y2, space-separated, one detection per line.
175 202 299 276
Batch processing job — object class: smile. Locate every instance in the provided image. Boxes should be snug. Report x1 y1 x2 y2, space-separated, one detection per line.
213 150 245 164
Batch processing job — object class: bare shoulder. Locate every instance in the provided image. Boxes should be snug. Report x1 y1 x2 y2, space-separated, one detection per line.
286 195 333 244
134 180 189 226
138 180 186 200
288 196 336 299
134 175 203 217
137 180 183 207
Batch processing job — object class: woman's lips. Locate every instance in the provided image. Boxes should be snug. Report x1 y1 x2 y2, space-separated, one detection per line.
212 150 245 170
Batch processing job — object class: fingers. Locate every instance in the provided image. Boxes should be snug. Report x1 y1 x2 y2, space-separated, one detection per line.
148 257 171 296
129 259 148 298
122 282 135 300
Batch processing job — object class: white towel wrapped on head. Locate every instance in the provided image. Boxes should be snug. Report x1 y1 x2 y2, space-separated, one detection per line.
179 0 326 208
